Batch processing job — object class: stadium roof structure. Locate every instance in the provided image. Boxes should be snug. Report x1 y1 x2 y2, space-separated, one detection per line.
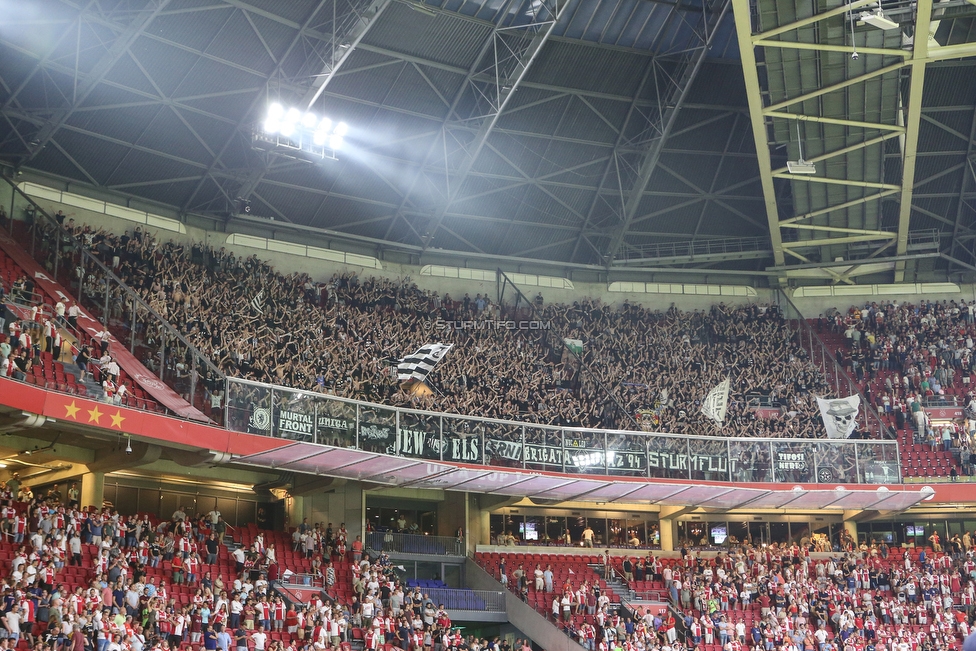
234 441 930 510
1 0 976 284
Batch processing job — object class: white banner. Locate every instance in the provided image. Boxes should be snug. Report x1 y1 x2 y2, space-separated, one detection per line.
701 378 730 425
816 395 861 439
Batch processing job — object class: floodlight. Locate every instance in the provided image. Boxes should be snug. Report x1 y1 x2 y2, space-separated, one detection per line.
319 118 332 133
302 112 318 129
268 103 284 119
329 135 343 150
787 160 817 174
285 107 301 123
858 8 899 30
263 118 280 134
787 119 817 175
313 131 328 146
334 122 349 137
279 122 295 137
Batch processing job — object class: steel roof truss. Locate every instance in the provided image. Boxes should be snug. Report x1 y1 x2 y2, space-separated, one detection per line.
20 0 176 167
602 0 734 265
894 0 934 282
412 0 570 251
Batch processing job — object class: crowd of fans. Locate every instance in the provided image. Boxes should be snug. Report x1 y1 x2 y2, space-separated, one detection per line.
820 303 976 474
42 221 846 438
0 478 519 651
492 538 976 651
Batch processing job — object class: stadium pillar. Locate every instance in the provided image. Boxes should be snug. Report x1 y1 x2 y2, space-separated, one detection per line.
80 471 104 510
659 506 686 552
285 494 305 531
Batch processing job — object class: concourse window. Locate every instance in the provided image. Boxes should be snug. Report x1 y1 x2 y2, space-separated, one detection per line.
769 522 789 546
728 522 749 547
546 516 568 545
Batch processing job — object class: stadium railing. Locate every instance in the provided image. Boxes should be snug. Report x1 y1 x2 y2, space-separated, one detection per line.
366 531 465 557
224 376 902 484
1 175 225 422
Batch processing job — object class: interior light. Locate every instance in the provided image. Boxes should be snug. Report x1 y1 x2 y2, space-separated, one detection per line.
329 135 343 150
302 112 318 129
268 103 284 119
263 119 280 134
334 122 349 137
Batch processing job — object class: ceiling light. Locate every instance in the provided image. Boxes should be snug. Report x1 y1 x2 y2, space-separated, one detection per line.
858 9 899 30
787 119 817 175
787 160 817 174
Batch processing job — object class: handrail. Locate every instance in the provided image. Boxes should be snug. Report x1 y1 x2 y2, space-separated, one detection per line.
224 376 901 484
420 588 506 612
365 531 465 556
224 375 902 445
1 174 224 411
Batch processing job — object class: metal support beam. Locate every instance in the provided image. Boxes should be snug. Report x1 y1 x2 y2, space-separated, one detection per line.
771 135 896 175
303 0 394 110
232 0 393 203
19 0 174 166
602 0 733 264
569 58 656 264
780 189 899 224
765 112 906 132
771 174 900 190
180 0 332 214
755 0 876 38
764 62 907 113
894 0 933 282
781 233 897 248
753 39 909 58
732 0 785 268
417 0 569 251
948 105 976 268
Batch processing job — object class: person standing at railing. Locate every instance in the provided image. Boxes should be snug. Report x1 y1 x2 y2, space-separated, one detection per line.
352 536 363 563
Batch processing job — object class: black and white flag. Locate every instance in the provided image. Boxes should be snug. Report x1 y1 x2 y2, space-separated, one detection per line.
251 289 266 313
816 395 861 439
397 343 453 383
701 377 731 424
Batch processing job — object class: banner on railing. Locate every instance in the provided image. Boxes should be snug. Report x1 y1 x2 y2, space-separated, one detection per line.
227 378 901 484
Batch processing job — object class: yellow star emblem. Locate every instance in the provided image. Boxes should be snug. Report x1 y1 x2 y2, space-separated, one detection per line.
64 401 80 420
87 406 103 425
110 411 125 429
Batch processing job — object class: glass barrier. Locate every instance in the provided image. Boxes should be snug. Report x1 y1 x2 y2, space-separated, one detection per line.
225 377 903 485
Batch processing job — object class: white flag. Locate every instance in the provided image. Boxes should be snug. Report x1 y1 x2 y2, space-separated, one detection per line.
701 378 731 424
397 343 453 383
816 395 861 439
